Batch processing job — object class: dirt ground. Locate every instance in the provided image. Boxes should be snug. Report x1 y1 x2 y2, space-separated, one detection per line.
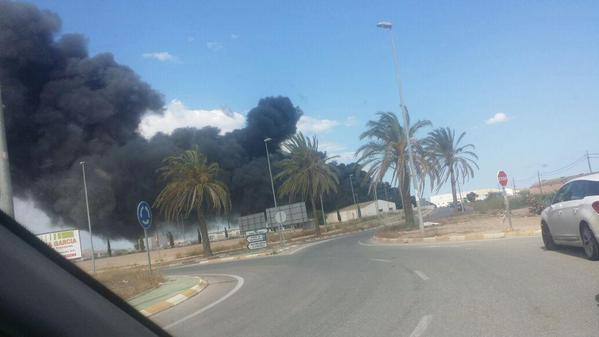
93 267 165 300
377 208 540 239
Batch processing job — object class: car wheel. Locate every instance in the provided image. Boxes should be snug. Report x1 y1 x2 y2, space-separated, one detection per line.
580 224 599 261
541 222 558 250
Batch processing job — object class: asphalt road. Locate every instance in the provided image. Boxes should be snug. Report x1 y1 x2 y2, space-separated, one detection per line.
153 231 599 337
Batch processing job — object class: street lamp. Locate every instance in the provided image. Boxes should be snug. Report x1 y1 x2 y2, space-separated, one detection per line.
80 161 96 273
349 174 360 219
264 138 285 245
377 20 425 232
0 85 14 217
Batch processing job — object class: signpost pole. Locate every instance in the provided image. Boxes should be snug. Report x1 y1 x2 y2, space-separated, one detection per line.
144 228 152 272
80 161 95 273
502 187 513 231
137 201 153 273
498 171 513 231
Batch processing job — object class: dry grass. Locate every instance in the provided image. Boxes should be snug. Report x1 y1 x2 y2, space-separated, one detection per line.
94 267 166 300
375 208 541 239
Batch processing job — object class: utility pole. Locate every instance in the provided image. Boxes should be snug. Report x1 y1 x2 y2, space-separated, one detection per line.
319 193 327 228
264 138 284 245
586 150 593 174
373 183 380 216
537 170 544 195
512 177 517 196
0 85 14 217
349 174 360 219
80 161 96 273
377 21 425 232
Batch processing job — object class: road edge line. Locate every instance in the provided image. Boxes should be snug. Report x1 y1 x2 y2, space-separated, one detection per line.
163 274 245 330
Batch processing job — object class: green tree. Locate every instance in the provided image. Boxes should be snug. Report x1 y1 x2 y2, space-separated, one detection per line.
356 111 431 226
423 127 479 206
276 133 338 236
154 149 230 257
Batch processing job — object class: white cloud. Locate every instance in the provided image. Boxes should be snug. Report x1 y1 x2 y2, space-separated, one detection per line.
320 141 356 163
206 41 223 52
138 99 245 139
486 112 510 125
230 33 239 40
298 116 339 134
344 115 357 127
142 52 177 62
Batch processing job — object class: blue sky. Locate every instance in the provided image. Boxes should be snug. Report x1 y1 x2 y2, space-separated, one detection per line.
28 0 599 194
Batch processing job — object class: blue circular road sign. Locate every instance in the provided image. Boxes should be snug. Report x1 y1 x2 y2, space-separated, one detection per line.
137 201 152 230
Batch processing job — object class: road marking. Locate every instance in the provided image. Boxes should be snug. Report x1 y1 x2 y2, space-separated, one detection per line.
358 240 382 247
409 315 433 337
369 258 392 263
413 270 429 281
287 238 334 255
163 274 245 330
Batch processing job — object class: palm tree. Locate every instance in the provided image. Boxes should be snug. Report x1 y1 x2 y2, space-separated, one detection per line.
423 127 479 207
356 111 431 226
276 133 338 236
154 148 230 257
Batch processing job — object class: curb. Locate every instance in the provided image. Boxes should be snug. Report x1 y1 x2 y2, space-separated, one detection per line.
165 225 381 268
373 229 541 245
139 277 208 317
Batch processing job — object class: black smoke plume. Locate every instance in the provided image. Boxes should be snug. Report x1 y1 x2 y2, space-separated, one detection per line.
0 1 301 239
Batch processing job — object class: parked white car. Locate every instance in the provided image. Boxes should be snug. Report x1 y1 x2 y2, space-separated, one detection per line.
541 173 599 260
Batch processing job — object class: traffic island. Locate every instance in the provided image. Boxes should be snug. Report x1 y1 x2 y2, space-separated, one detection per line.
372 209 542 245
129 276 207 317
372 228 541 244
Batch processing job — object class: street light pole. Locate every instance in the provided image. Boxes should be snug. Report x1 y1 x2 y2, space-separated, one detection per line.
264 138 284 245
349 174 359 219
377 20 425 232
80 161 96 273
0 85 14 217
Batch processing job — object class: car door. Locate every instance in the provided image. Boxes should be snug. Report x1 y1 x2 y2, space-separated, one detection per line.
545 183 572 241
560 181 586 242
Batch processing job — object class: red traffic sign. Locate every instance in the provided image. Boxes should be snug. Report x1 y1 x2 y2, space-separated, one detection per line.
497 171 508 187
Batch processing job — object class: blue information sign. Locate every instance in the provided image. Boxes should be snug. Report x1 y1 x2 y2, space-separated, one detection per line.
137 201 152 230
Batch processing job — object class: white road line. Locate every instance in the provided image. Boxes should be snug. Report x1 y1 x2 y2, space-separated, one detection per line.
413 270 430 281
163 274 245 330
409 315 433 337
358 240 380 247
287 238 334 255
369 258 392 263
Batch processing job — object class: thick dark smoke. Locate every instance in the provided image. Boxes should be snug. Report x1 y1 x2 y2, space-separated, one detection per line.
0 1 301 240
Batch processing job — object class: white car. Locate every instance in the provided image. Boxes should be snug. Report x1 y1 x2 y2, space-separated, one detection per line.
541 173 599 260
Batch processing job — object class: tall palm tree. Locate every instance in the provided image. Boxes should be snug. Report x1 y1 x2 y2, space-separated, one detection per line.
356 111 432 226
154 148 230 257
276 133 338 236
423 127 479 206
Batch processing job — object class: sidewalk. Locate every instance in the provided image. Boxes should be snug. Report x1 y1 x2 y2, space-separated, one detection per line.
129 275 207 316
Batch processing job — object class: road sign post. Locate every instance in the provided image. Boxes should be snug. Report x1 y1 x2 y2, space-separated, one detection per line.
246 228 268 250
137 201 153 271
274 210 287 246
497 171 513 231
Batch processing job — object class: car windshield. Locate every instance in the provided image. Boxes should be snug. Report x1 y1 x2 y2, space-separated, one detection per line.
2 1 599 336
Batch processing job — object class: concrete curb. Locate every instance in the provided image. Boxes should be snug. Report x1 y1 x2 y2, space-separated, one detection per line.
165 226 381 268
139 278 208 317
373 229 541 245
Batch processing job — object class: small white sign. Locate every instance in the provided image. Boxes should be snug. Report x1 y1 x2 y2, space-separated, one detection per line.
246 234 267 243
247 241 268 250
